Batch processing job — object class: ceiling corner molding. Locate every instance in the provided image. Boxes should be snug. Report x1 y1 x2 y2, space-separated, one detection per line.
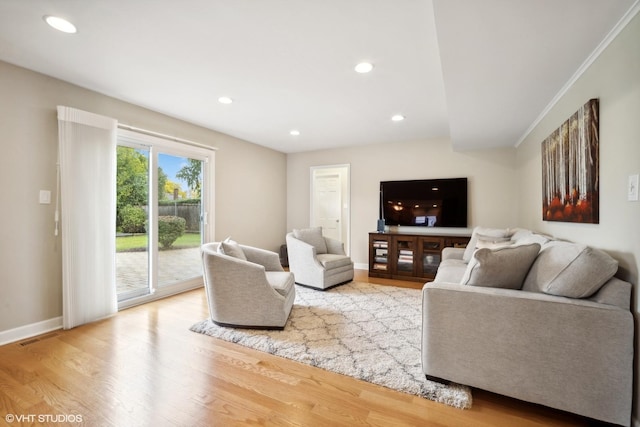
514 0 640 148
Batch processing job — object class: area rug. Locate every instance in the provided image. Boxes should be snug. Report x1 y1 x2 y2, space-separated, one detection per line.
189 281 472 409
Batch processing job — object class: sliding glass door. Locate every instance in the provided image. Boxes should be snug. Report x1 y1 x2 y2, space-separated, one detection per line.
115 145 151 300
156 153 204 288
115 130 213 305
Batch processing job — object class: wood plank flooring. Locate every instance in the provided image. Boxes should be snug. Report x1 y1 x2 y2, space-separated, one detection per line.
0 272 603 426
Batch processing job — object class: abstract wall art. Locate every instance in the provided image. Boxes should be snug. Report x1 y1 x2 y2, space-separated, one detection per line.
542 98 599 223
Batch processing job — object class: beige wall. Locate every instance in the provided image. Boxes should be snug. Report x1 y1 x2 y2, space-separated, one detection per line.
287 139 518 267
0 61 287 333
515 12 640 420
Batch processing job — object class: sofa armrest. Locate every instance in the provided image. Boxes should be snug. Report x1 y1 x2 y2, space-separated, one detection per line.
286 233 322 268
241 245 284 271
422 282 633 425
441 247 465 261
588 276 632 309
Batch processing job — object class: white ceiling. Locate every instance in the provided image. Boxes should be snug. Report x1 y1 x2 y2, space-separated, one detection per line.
0 0 636 153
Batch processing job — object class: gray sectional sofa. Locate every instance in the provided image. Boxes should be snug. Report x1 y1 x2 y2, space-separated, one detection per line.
421 227 634 426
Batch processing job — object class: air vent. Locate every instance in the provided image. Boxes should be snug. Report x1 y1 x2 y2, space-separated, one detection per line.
19 332 60 346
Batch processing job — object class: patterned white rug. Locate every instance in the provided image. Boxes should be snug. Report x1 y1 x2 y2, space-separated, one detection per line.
190 281 472 409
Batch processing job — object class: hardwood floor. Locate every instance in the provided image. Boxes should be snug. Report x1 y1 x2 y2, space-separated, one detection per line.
0 272 601 426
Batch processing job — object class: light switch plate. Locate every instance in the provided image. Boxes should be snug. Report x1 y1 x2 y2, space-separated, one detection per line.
39 190 51 204
628 174 639 201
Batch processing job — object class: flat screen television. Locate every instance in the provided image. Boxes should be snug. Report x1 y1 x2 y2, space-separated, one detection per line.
380 178 467 228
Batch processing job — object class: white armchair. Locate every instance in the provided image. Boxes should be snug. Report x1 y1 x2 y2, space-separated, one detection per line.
201 241 295 329
286 227 354 290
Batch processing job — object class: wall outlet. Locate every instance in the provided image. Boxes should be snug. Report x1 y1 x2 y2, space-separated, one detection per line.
628 174 639 201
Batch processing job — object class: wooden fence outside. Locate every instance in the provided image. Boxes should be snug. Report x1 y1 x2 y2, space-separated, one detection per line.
156 203 201 232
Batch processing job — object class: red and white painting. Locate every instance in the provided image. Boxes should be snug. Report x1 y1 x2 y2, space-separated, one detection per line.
542 98 599 224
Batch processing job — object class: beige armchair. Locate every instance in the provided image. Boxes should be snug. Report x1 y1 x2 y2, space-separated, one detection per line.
286 227 354 290
201 241 295 329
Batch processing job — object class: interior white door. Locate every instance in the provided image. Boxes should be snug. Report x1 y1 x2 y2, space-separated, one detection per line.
310 165 350 254
313 173 341 240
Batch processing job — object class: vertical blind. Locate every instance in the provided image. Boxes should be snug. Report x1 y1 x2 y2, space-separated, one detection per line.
57 106 118 329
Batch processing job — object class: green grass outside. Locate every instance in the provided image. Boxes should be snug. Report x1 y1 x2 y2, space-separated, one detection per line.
116 232 201 252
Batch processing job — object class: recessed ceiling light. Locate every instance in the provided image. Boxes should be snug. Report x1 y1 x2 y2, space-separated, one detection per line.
290 130 300 136
44 15 77 34
218 96 233 104
354 62 374 73
391 114 405 122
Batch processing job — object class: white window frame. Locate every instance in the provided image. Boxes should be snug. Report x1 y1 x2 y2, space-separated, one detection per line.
117 129 215 309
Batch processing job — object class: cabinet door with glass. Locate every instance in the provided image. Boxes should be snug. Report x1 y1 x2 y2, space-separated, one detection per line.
392 235 418 277
418 236 444 279
369 234 391 277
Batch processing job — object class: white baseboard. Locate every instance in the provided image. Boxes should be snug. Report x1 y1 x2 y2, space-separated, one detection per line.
0 316 63 346
354 263 368 270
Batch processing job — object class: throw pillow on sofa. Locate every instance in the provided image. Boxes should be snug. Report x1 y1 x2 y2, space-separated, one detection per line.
475 236 513 250
510 228 552 246
522 240 618 298
461 243 541 289
463 227 514 262
218 237 247 260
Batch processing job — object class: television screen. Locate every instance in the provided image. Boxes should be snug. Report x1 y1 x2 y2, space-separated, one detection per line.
380 178 467 227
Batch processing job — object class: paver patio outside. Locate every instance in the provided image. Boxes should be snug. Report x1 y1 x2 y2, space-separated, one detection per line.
116 247 202 294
